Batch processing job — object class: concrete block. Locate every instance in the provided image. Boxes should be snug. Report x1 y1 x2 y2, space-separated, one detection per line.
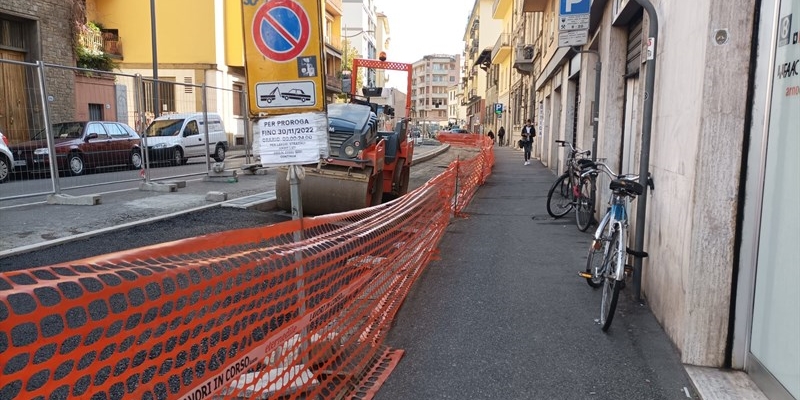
203 174 238 183
139 182 177 192
46 193 101 206
162 180 186 188
206 191 228 202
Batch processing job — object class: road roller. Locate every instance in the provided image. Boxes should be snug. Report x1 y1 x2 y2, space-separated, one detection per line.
275 58 414 215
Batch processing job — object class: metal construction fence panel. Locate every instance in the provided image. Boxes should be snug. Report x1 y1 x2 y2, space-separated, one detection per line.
0 59 244 201
0 140 493 400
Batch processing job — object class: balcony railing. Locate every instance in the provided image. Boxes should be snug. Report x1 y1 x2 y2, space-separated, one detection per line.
80 28 123 58
102 31 122 57
324 35 342 51
491 33 510 62
326 74 342 92
521 0 547 12
78 29 103 53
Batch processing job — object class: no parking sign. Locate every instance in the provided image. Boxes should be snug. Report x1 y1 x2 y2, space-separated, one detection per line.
243 0 325 115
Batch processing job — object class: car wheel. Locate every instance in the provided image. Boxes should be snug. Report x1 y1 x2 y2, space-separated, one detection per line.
213 145 226 162
171 148 183 167
0 154 10 183
68 152 85 176
130 149 143 170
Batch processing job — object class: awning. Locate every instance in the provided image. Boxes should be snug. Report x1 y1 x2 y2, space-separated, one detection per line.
473 48 493 71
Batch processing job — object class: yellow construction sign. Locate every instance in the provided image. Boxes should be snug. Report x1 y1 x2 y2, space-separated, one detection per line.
242 0 326 116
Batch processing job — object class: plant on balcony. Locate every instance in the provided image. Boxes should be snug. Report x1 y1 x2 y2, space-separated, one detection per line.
75 21 118 72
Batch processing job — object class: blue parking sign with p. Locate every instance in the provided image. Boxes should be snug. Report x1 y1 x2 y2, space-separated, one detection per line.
560 0 590 15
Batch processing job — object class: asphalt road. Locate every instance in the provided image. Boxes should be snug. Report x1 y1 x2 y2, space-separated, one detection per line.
0 145 471 271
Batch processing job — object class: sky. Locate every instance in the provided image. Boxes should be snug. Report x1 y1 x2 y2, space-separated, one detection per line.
373 0 475 89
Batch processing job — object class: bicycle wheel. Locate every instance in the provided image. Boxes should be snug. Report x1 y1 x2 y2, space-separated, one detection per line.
600 229 622 331
584 243 605 288
546 173 573 218
575 176 594 232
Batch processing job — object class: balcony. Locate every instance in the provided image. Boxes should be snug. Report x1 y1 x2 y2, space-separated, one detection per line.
513 45 535 75
324 35 342 53
492 0 512 19
490 33 510 63
325 0 343 16
102 31 123 58
326 74 342 93
521 0 547 12
79 27 123 58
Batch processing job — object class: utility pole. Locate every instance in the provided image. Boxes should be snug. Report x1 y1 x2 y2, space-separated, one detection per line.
149 0 160 118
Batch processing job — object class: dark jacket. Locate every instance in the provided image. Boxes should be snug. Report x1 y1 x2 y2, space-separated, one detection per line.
521 124 535 142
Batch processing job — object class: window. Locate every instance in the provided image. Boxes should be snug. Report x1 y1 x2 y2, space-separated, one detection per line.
88 104 104 121
86 123 108 140
143 79 176 114
0 18 27 50
103 123 127 138
185 121 200 136
232 83 244 116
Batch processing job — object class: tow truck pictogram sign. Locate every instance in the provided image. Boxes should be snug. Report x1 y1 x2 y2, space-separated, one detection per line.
256 81 317 108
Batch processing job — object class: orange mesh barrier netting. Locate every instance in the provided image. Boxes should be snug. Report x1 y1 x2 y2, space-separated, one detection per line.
437 134 495 215
0 142 493 400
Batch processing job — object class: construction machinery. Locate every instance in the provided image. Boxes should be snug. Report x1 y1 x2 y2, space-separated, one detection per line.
275 58 414 215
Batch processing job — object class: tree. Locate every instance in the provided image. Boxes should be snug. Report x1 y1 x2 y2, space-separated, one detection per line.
341 38 364 97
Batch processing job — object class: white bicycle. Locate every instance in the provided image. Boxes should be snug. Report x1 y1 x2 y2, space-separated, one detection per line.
578 162 646 331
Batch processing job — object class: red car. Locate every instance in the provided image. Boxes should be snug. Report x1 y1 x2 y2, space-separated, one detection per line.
10 121 143 176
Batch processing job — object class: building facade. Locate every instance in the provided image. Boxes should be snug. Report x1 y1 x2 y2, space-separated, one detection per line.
463 0 503 134
411 54 461 130
1 1 79 142
466 0 799 398
342 0 378 88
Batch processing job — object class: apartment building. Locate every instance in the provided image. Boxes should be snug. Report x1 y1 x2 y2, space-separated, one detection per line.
375 12 390 88
324 0 346 103
411 54 461 129
462 0 503 134
468 0 798 398
342 0 378 88
448 83 467 127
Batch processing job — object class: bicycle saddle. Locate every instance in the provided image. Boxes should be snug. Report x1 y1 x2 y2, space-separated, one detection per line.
576 159 596 169
610 178 644 196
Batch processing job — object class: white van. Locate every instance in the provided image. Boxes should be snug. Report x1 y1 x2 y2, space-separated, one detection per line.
143 112 228 166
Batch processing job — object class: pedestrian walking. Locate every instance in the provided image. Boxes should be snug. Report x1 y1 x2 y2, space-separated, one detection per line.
521 119 535 165
497 126 505 146
487 130 495 144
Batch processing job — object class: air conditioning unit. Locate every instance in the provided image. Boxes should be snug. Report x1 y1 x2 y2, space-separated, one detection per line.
516 45 535 61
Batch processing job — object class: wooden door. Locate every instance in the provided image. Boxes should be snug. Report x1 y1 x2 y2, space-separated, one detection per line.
0 50 30 144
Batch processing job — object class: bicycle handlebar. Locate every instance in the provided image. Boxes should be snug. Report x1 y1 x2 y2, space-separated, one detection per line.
555 140 591 158
581 161 639 182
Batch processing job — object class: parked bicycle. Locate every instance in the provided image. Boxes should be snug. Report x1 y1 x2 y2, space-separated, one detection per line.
545 140 595 231
578 161 646 331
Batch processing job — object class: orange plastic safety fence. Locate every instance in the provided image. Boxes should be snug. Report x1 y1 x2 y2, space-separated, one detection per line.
0 147 492 400
437 134 494 214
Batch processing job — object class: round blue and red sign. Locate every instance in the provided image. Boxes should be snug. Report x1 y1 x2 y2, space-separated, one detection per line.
252 0 311 62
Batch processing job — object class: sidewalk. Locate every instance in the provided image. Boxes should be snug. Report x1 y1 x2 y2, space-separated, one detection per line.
376 146 700 399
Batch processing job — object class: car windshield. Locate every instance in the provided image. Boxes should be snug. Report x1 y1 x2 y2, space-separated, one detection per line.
145 119 184 137
33 122 86 140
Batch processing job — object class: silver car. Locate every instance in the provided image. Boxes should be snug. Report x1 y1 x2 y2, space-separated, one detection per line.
0 130 14 183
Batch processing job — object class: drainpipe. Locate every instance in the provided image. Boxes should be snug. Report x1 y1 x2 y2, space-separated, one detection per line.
632 0 658 302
